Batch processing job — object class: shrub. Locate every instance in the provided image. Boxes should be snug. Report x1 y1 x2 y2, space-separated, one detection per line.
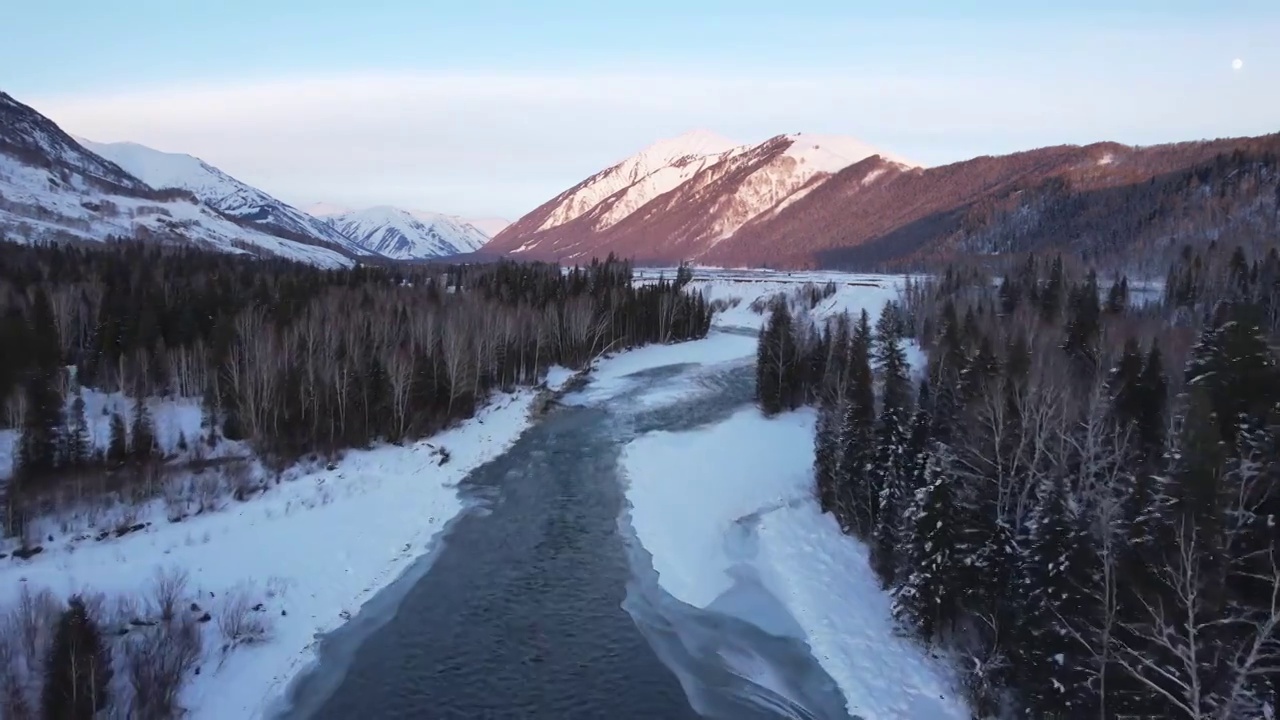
215 583 272 654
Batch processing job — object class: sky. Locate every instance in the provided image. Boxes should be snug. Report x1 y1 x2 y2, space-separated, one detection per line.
4 0 1278 220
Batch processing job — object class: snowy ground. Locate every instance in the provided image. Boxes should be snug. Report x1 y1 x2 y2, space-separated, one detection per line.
0 387 211 482
621 406 967 720
0 386 548 718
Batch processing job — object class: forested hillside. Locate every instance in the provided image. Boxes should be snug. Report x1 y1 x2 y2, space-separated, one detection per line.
756 244 1280 717
0 241 710 539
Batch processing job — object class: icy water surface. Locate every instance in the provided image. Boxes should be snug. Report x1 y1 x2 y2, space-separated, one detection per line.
280 353 853 719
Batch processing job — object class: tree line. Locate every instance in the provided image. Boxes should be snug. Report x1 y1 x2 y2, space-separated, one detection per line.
757 247 1280 718
0 241 711 538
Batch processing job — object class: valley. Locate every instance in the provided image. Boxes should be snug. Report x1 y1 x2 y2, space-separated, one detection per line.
2 11 1278 717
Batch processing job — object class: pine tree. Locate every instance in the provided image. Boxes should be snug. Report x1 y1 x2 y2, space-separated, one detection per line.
1135 345 1168 459
129 397 157 462
893 443 962 641
1105 275 1129 314
106 412 127 466
42 596 111 720
869 305 913 586
838 311 877 537
814 399 841 516
755 300 797 416
1017 474 1098 715
1184 303 1280 443
1108 338 1145 428
65 394 91 468
16 288 66 481
1063 273 1102 373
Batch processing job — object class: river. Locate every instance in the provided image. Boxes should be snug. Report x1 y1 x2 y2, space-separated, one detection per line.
278 349 854 719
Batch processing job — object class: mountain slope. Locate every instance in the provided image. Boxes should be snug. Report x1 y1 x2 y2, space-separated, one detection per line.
494 130 741 253
723 136 1280 270
320 206 490 260
491 128 1280 269
79 139 377 258
0 92 354 268
488 131 910 262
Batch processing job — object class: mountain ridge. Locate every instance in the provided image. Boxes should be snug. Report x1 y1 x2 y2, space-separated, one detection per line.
320 206 490 260
0 91 356 268
78 138 377 258
487 129 1280 270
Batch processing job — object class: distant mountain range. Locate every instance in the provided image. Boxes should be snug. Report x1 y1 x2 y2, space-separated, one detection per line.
0 90 501 266
305 204 492 260
7 85 1275 272
487 129 1280 271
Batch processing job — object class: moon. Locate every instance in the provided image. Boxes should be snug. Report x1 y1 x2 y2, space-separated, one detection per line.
1232 58 1244 71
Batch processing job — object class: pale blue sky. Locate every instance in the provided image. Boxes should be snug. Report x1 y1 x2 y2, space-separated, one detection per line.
4 1 1278 218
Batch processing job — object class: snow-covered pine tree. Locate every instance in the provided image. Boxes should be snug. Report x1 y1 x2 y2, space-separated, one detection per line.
870 305 913 586
1015 472 1098 716
756 299 798 416
838 310 877 537
814 396 842 517
893 442 962 642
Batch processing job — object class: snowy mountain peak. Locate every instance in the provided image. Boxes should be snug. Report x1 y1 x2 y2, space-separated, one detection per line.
78 138 377 258
1 93 149 194
488 129 916 261
0 94 358 268
323 206 490 260
630 129 740 167
530 130 742 235
781 133 917 173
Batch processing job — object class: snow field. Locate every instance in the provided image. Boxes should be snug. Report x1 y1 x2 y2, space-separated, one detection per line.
0 387 540 719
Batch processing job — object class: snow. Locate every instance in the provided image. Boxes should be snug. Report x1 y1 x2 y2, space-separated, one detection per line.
0 388 208 482
783 133 888 174
0 94 358 267
0 389 540 719
0 152 355 269
77 139 375 258
542 365 578 391
621 406 967 720
324 206 489 259
562 331 758 409
537 130 740 233
668 269 916 332
862 167 888 185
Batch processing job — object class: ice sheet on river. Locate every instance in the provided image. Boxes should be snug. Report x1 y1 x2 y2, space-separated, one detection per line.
621 406 969 720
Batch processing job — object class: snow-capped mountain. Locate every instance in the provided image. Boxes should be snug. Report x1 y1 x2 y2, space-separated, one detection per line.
0 91 356 268
318 206 491 260
487 130 914 262
78 139 376 258
535 129 742 236
490 122 1280 269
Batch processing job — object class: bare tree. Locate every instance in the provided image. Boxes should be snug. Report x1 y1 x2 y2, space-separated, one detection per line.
1113 522 1280 720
